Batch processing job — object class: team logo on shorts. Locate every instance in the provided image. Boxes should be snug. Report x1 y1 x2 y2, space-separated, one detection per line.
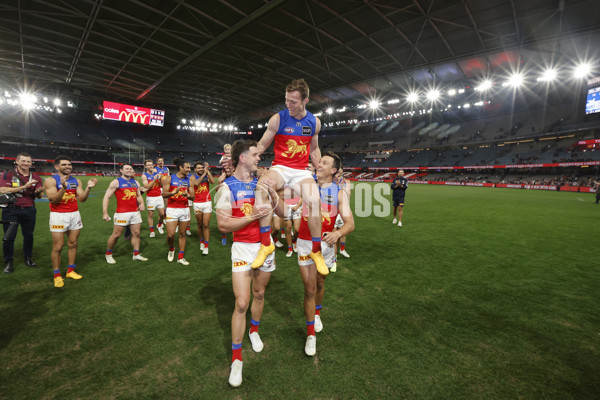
51 225 65 229
299 255 311 261
115 219 127 224
233 261 248 268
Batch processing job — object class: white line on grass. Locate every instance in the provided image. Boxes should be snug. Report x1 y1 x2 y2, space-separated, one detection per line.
577 198 584 202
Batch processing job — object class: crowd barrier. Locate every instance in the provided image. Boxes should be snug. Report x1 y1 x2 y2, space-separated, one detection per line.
362 179 596 193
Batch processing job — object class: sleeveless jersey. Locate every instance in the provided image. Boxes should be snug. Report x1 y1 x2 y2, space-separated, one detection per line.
155 166 169 177
49 175 79 213
224 176 259 243
144 171 162 197
272 109 317 170
115 177 139 213
298 182 340 240
167 174 190 208
193 174 211 202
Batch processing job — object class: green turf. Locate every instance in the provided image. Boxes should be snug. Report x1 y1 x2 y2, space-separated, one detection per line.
1 179 599 399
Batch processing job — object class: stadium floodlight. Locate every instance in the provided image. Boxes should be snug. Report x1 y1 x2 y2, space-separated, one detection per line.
447 89 456 96
20 93 36 110
426 90 439 101
458 88 465 94
369 100 380 109
54 98 61 106
476 80 492 91
538 69 557 82
573 63 591 78
181 118 186 124
503 73 524 87
406 92 418 103
326 107 333 114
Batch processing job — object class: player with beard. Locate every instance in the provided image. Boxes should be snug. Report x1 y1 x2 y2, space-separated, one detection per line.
44 156 97 288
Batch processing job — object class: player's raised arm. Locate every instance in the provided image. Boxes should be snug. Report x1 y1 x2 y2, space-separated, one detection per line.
205 162 215 184
44 176 64 205
77 177 97 202
256 113 280 156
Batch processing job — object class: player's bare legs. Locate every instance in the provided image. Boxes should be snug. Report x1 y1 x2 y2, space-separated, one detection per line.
297 178 328 275
250 170 284 268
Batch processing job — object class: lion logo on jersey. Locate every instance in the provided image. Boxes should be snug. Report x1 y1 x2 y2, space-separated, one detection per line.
282 139 308 158
196 185 208 194
121 189 137 201
61 192 77 204
240 203 253 217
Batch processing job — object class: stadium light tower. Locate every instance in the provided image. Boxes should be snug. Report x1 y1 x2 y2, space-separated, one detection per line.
326 107 333 114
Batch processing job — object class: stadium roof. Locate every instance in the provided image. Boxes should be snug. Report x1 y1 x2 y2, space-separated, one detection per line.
1 0 600 126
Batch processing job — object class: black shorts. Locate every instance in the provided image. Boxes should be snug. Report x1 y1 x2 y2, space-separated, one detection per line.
393 196 405 207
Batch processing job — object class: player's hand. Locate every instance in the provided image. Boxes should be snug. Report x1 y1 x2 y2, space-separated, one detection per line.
138 204 145 211
252 203 272 218
87 178 98 188
34 185 44 193
322 231 340 246
103 213 111 222
204 162 209 170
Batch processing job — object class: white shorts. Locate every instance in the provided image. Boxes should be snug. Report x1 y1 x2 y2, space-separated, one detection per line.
113 211 143 226
284 204 302 221
146 196 164 210
334 214 344 229
271 164 314 188
231 240 276 272
49 211 83 232
165 207 191 222
297 238 335 269
193 201 212 214
188 199 193 207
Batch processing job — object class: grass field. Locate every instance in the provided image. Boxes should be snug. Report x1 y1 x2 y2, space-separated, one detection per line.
1 178 599 399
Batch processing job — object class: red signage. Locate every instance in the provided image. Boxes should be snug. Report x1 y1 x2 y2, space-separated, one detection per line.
103 101 165 126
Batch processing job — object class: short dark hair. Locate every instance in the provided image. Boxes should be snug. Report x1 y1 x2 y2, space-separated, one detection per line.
172 158 188 171
193 161 204 169
120 163 133 170
231 140 258 168
16 152 32 160
55 155 72 165
144 159 153 165
322 151 341 174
